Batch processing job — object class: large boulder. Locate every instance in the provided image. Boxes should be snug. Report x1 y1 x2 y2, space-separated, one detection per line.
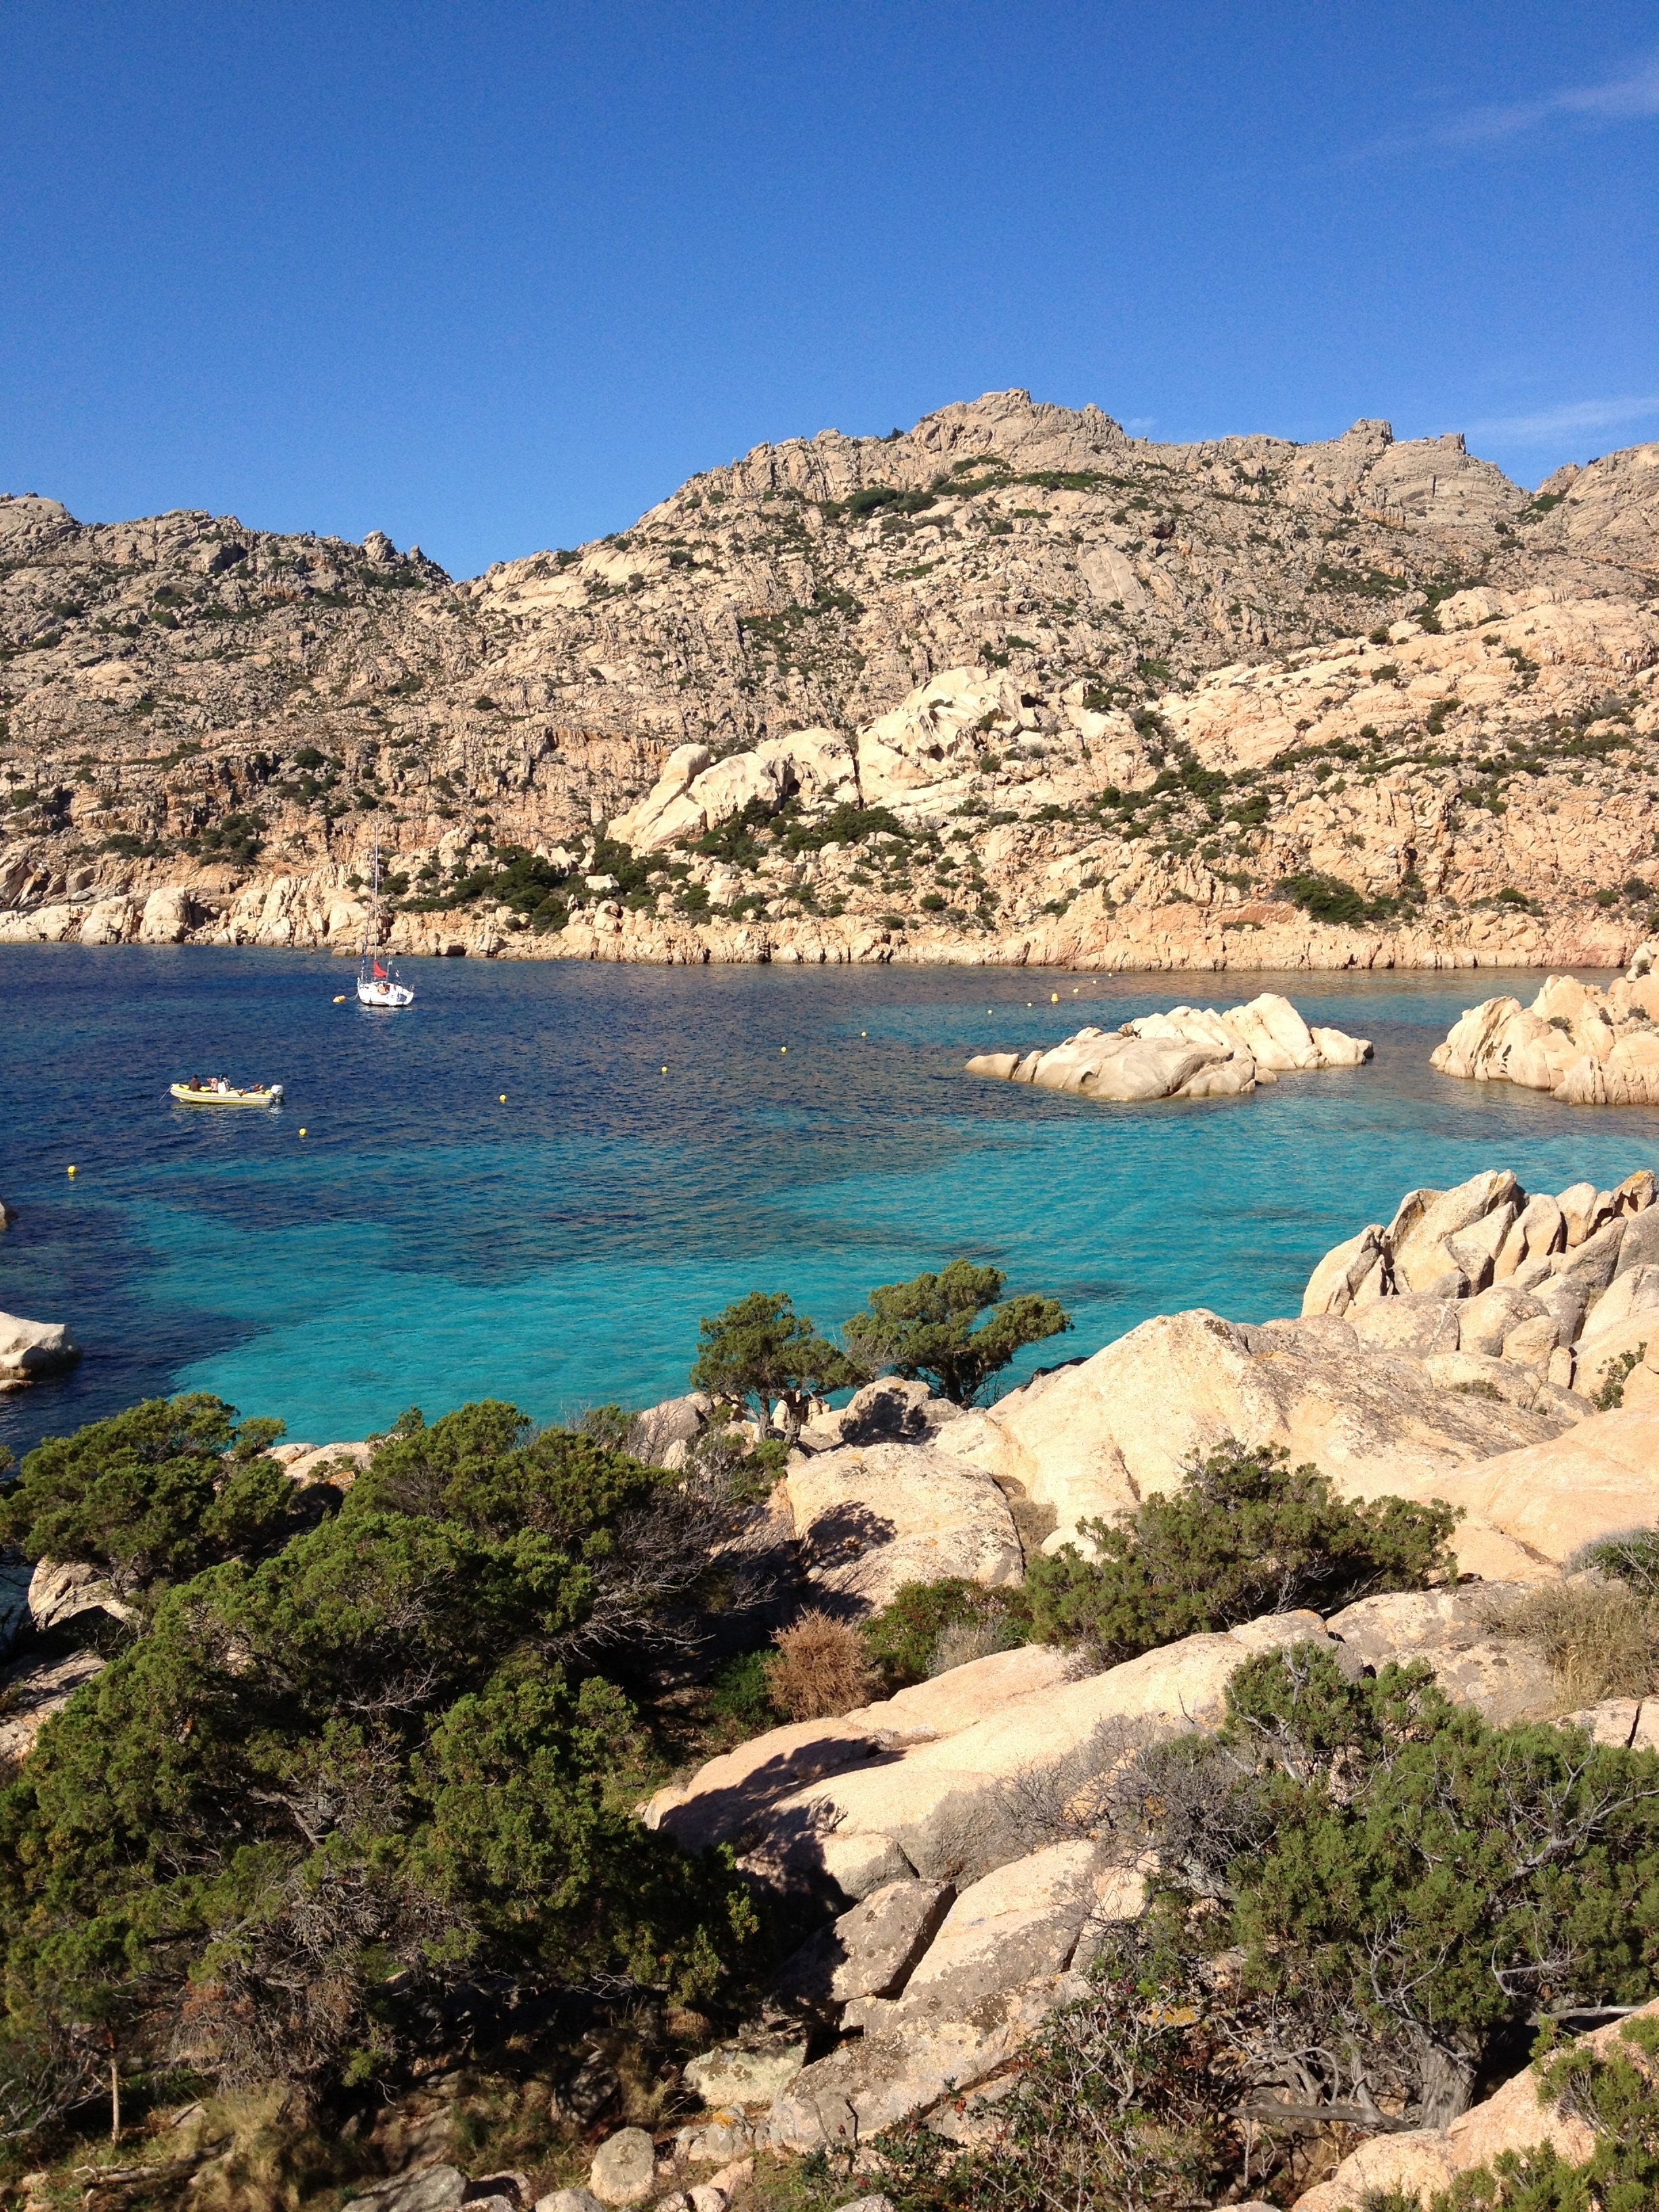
943 1307 1558 1554
782 1441 1023 1610
967 1027 1239 1101
768 1879 955 2020
1298 1166 1658 1403
966 996 1370 1107
651 1616 1335 1900
764 1841 1144 2150
1431 974 1659 1105
1410 1406 1659 1562
1326 1589 1557 1723
0 1310 81 1387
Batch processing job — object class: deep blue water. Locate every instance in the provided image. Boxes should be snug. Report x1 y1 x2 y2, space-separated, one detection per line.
1 945 1654 1460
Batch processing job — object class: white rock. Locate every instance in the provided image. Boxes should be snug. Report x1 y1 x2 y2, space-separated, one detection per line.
0 1310 81 1383
682 2038 806 2108
588 2129 657 2207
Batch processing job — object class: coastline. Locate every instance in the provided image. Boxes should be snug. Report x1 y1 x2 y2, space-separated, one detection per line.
0 878 1644 974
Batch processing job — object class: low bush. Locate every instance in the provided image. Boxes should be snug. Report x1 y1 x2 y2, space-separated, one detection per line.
1023 1439 1458 1664
860 1576 1029 1692
0 1393 322 1603
854 1652 1659 2203
0 1399 765 2105
764 1610 877 1719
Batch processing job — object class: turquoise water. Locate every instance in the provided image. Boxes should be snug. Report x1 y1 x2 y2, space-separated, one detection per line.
1 945 1654 1459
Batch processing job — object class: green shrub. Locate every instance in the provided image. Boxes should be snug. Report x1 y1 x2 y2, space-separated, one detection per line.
690 1292 858 1442
0 1399 762 2099
860 1577 1029 1692
704 1648 782 1735
1023 1439 1458 1663
1206 1647 1659 2124
0 1393 318 1602
842 1259 1070 1406
1422 2014 1659 2209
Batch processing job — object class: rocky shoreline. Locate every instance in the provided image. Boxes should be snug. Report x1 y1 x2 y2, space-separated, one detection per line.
0 875 1650 975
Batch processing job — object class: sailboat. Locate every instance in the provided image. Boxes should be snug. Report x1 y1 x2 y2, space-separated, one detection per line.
356 835 415 1008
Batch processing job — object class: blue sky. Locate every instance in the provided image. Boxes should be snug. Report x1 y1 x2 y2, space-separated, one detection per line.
3 3 1655 577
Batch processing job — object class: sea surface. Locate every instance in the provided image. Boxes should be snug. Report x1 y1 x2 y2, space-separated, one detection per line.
1 945 1655 1460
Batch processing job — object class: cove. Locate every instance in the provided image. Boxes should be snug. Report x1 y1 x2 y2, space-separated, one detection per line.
1 945 1654 1458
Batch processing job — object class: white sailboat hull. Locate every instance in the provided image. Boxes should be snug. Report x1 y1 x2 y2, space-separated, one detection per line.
357 976 415 1008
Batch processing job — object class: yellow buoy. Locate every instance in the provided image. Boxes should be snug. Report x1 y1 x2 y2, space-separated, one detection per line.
499 1094 507 1103
661 1065 668 1074
1051 993 1059 1002
781 1046 787 1054
333 994 346 1004
299 1128 307 1137
66 1164 76 1176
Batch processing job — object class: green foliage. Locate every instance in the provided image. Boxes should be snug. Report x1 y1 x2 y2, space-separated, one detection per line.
1023 1440 1458 1663
0 1394 311 1601
827 484 937 523
1209 1647 1659 2123
0 1400 760 2097
690 1292 859 1441
1420 2015 1659 2209
1591 1345 1647 1412
703 1648 782 1735
1575 1527 1659 1599
841 1260 1071 1406
777 802 907 856
859 1577 1030 1692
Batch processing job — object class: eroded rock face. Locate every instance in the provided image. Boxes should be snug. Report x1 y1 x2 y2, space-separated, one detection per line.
5 407 1658 980
1298 1164 1657 1409
1433 972 1659 1105
943 1305 1558 1557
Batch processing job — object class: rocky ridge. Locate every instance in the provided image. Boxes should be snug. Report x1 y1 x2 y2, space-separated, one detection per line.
3 396 1658 970
1300 1164 1659 1418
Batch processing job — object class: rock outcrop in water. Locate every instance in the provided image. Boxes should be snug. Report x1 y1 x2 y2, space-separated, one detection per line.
1431 968 1659 1104
3 396 1658 973
0 1308 81 1390
1300 1164 1659 1412
965 991 1370 1100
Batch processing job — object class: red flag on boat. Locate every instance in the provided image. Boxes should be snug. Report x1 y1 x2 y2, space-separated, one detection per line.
373 961 387 979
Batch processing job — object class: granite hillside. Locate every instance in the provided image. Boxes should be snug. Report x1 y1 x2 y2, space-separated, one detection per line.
2 391 1656 968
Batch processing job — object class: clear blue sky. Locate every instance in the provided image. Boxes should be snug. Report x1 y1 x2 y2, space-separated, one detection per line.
3 3 1655 578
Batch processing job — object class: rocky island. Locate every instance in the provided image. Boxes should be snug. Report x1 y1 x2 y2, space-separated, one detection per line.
965 989 1370 1099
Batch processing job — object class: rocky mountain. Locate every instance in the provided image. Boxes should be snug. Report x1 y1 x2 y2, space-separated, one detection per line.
1 391 1656 967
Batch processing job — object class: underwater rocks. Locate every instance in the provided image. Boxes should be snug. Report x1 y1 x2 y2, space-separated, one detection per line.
965 991 1370 1101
